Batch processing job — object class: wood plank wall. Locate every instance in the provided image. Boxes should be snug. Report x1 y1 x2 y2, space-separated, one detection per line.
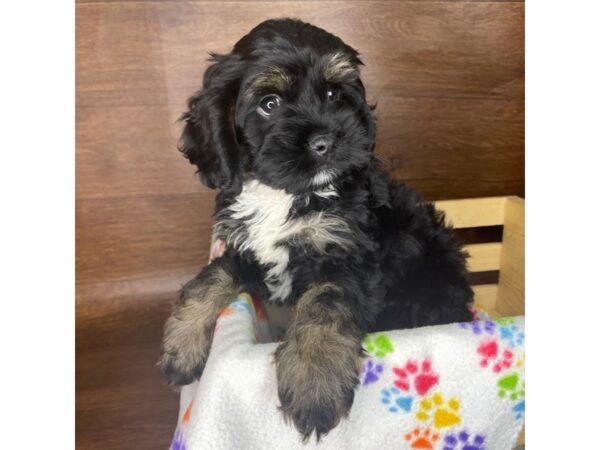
76 1 524 449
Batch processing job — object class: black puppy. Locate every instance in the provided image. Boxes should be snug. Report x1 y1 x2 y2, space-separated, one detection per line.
161 18 473 440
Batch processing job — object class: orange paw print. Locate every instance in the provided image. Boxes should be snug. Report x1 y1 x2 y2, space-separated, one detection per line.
404 427 440 449
182 400 193 425
218 305 235 318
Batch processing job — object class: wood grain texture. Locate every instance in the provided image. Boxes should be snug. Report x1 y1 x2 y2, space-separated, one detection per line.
76 2 523 449
76 193 215 285
435 196 507 228
78 0 524 4
76 307 178 450
77 1 524 107
472 284 498 311
496 196 525 316
464 242 502 272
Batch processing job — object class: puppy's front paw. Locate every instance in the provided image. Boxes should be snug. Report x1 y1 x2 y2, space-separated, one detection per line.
275 340 360 441
160 303 214 386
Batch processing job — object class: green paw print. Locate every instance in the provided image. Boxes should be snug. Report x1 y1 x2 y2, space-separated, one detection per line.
363 333 394 358
497 372 525 401
495 317 516 327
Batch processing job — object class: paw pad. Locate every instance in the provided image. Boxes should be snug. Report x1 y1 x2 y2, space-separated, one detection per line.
381 387 414 413
182 401 193 425
497 373 525 401
362 358 384 386
443 430 485 450
512 399 525 420
363 333 394 358
499 324 525 348
218 305 235 318
393 359 439 396
459 320 496 336
494 317 515 326
170 428 186 450
231 299 252 314
404 427 440 449
416 392 461 428
516 351 525 369
477 339 513 372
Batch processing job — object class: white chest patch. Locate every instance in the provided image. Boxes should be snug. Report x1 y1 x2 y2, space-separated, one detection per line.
217 180 354 303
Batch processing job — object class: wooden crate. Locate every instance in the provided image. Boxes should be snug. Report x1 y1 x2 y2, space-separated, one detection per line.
436 196 525 319
436 196 525 447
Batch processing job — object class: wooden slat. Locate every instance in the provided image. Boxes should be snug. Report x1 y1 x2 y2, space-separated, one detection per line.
435 197 507 229
472 284 498 311
496 196 525 316
486 309 502 319
465 242 502 272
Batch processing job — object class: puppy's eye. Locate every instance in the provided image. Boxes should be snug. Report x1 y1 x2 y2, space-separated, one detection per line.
257 94 281 117
327 87 340 101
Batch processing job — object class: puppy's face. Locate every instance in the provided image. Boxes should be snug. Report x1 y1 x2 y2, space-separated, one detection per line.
236 50 375 194
179 19 375 194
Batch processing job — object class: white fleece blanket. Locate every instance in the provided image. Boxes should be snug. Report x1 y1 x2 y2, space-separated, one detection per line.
169 293 525 450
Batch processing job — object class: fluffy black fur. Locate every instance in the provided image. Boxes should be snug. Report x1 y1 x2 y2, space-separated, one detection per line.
164 18 473 441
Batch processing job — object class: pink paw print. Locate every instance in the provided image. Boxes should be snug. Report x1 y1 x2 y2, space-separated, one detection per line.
393 359 439 396
477 339 514 373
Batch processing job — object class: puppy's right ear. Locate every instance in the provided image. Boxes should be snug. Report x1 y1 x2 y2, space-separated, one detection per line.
178 53 246 193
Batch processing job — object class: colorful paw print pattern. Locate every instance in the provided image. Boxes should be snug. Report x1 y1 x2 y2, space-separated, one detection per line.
497 373 525 401
494 317 515 327
231 298 252 314
459 320 496 336
404 427 440 449
460 316 525 425
393 359 439 397
182 401 193 425
381 386 414 413
416 392 462 429
362 358 384 386
363 333 394 358
215 296 260 341
443 430 485 450
170 428 186 450
477 339 514 373
170 400 193 450
499 324 525 349
515 351 525 369
512 399 525 420
497 371 525 421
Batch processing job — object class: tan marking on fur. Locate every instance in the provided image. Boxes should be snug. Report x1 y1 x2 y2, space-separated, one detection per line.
324 52 357 81
160 265 240 384
246 67 293 97
275 283 362 438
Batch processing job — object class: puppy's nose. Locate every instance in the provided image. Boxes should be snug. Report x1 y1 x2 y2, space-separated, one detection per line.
308 135 333 156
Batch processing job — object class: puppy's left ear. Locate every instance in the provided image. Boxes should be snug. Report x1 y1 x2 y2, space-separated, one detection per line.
178 53 246 193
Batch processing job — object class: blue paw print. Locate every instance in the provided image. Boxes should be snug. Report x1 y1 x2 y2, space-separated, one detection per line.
499 324 525 348
513 399 525 420
380 387 413 413
231 299 252 314
459 320 496 336
362 359 384 386
443 430 485 450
